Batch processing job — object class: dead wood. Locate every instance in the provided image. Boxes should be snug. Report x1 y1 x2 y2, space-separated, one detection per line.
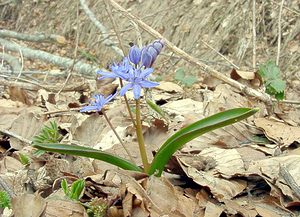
0 38 97 75
0 29 65 43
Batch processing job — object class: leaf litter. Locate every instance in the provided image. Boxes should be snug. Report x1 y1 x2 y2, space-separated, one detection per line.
1 76 299 216
1 1 300 216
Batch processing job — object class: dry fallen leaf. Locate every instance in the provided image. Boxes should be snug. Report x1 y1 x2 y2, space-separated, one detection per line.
255 118 300 147
12 193 46 217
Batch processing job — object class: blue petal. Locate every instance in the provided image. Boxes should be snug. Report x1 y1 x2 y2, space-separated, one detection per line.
139 68 154 79
141 49 152 68
129 45 141 65
104 92 117 104
140 80 159 88
97 71 118 79
133 84 142 99
80 105 99 112
120 83 133 96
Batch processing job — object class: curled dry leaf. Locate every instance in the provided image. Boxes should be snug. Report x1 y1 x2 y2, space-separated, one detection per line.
254 118 300 147
178 147 247 201
247 155 300 205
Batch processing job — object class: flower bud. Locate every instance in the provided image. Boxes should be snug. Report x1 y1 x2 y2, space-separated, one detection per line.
129 45 141 65
152 40 164 53
141 48 153 68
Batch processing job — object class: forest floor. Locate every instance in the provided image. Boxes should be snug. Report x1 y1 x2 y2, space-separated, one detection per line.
0 0 300 216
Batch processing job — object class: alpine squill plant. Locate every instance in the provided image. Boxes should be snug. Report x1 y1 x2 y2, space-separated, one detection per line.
33 39 258 176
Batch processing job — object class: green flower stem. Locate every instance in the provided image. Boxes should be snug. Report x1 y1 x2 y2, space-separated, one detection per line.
102 109 135 164
135 99 150 173
119 78 136 127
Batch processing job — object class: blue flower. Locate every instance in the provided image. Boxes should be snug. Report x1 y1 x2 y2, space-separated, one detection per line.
97 57 132 80
80 93 117 112
119 67 159 99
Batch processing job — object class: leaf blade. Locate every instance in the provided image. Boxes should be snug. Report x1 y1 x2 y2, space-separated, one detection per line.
33 143 142 172
148 108 258 176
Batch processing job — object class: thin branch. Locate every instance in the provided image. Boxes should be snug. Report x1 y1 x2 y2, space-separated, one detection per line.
276 0 285 66
0 38 97 75
252 0 256 70
108 0 272 104
200 39 239 69
79 0 123 56
0 53 21 73
0 75 90 92
0 29 65 43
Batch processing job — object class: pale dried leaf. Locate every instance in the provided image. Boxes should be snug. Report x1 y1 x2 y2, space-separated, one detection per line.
204 201 224 217
9 110 44 149
156 81 184 93
145 176 197 217
44 198 87 217
12 193 46 217
255 118 300 147
247 155 300 203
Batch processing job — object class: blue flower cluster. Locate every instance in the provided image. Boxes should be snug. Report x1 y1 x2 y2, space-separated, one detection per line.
81 40 164 112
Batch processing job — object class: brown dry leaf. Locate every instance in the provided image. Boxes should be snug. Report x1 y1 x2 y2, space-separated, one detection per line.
247 155 300 204
0 99 25 130
178 147 248 201
155 81 184 93
72 113 106 147
230 68 255 80
204 201 224 217
44 198 87 217
145 176 198 217
8 86 35 105
223 199 257 217
8 110 45 149
255 118 300 147
12 193 46 217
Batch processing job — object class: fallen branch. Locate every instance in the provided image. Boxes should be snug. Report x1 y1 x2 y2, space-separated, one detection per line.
0 38 97 75
79 0 123 56
108 0 272 104
0 76 90 92
0 53 21 73
0 29 65 44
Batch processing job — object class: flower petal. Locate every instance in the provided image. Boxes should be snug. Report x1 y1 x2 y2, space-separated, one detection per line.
139 68 154 79
120 83 133 96
97 71 118 79
140 80 159 88
133 84 142 99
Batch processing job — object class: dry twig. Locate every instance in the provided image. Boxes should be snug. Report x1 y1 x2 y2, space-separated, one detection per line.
276 0 285 66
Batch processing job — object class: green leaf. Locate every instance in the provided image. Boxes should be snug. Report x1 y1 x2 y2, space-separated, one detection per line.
182 75 197 87
18 153 30 165
148 108 258 176
258 61 286 100
175 68 185 81
61 179 68 195
146 99 168 121
69 179 85 200
33 143 142 172
0 191 11 209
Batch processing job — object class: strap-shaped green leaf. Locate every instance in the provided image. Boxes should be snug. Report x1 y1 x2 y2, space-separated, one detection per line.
33 143 142 172
148 108 258 176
